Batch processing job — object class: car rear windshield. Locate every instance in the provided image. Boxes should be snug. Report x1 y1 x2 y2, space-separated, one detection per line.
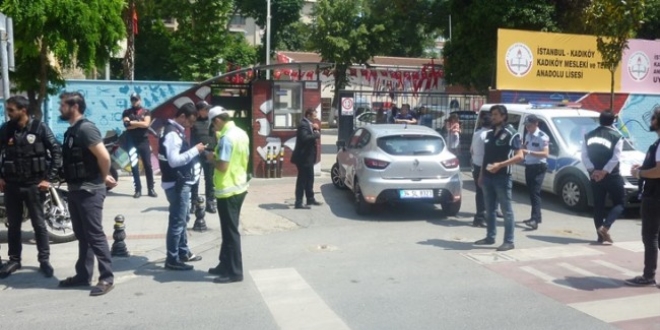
377 134 445 155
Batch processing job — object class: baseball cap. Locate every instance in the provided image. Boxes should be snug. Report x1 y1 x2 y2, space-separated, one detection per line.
524 114 539 125
130 93 140 100
195 101 210 111
208 106 226 127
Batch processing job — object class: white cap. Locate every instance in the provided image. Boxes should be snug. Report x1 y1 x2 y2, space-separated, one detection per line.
208 106 226 127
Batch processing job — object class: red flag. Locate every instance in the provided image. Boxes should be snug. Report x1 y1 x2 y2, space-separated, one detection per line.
132 4 138 35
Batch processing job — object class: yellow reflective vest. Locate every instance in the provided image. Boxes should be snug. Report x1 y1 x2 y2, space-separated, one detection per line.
213 121 250 199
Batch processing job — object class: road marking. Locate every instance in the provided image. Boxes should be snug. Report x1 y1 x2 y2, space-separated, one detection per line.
501 246 602 262
569 293 660 323
519 266 577 291
250 268 350 330
591 260 639 277
613 241 645 253
557 263 621 287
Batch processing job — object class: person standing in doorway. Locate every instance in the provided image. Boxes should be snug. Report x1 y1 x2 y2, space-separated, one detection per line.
521 115 549 230
122 93 156 199
581 110 624 244
627 106 660 287
470 113 492 228
58 92 117 296
206 107 250 283
190 101 217 214
474 105 523 252
291 109 323 209
0 95 62 279
446 114 461 155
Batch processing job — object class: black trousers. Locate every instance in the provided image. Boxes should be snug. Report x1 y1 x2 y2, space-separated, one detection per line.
5 183 50 263
525 164 546 223
191 161 215 205
591 173 625 230
472 165 485 218
128 138 155 192
216 192 247 278
68 189 113 284
295 164 315 204
641 197 660 279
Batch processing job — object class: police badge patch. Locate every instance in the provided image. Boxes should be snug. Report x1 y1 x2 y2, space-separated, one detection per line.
26 134 36 144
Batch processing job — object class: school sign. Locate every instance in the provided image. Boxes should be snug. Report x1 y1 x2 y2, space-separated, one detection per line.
497 29 660 94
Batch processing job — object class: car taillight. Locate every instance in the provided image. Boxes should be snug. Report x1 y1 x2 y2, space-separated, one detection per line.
364 158 390 169
441 157 459 169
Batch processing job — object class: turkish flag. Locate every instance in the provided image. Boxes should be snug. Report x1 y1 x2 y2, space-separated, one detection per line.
132 4 138 35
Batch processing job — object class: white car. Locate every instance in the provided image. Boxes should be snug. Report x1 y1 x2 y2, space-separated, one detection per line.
331 124 463 215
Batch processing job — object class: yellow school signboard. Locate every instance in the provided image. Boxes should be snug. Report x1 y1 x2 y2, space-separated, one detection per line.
497 29 621 92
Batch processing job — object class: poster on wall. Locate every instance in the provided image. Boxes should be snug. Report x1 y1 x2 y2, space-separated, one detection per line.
621 39 660 95
496 29 621 93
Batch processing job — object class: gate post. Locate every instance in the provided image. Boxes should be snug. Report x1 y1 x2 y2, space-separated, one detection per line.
336 91 355 148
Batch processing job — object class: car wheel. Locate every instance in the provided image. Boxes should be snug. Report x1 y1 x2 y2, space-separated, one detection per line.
354 180 371 215
560 176 588 211
331 163 347 190
441 200 461 216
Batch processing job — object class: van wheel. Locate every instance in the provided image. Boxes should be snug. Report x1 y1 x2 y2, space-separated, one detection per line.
560 176 588 211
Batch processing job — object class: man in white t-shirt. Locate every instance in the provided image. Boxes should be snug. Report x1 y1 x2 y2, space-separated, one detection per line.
470 114 491 227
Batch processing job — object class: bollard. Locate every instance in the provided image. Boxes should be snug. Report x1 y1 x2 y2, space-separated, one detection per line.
111 214 130 257
192 196 208 232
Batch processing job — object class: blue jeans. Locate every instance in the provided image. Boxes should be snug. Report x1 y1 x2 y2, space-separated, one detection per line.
483 175 515 243
165 184 192 263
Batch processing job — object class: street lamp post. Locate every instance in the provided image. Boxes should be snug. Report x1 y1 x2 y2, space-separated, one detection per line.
266 0 271 79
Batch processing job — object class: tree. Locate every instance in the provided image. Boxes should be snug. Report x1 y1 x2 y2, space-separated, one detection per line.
637 0 660 40
585 0 645 110
234 0 304 62
310 0 385 112
275 21 314 52
440 0 557 92
0 0 126 116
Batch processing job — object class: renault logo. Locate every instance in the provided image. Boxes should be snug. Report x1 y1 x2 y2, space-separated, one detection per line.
413 159 419 167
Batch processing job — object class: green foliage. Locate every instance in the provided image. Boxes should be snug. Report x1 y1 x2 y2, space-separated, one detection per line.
235 0 304 61
0 0 126 115
441 0 557 92
276 21 314 51
585 0 645 109
638 0 660 39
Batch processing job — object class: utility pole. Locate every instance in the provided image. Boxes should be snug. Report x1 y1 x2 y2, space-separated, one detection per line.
266 0 271 79
0 13 14 121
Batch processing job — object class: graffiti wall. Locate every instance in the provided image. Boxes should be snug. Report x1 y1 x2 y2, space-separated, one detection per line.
498 91 660 151
44 80 195 142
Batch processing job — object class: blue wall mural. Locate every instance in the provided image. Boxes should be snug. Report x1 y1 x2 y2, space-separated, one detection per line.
43 80 195 142
618 95 660 152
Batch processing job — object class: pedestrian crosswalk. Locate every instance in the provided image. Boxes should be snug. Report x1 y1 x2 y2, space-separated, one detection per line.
461 242 660 329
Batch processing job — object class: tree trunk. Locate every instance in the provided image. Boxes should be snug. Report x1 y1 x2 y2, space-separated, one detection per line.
123 0 135 81
609 68 615 111
34 40 49 120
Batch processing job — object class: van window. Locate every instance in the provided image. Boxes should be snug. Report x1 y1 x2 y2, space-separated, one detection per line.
537 120 559 156
508 114 522 131
552 117 635 152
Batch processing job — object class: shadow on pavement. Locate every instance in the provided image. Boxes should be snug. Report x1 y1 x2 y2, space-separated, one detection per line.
526 235 595 245
556 276 624 291
259 203 290 211
107 191 137 198
141 206 169 213
111 255 150 272
0 266 65 290
417 238 495 251
133 260 215 283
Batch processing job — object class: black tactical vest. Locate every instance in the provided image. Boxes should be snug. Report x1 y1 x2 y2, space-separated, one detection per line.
158 122 196 183
191 117 215 146
1 119 48 183
483 124 519 176
585 126 621 175
641 138 660 199
62 119 101 183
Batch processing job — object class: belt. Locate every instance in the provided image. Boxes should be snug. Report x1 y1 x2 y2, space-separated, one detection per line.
526 163 546 167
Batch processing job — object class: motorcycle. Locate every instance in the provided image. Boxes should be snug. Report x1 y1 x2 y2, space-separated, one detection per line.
103 131 121 187
0 180 76 244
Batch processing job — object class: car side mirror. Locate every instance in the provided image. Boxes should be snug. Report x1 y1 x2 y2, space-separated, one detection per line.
336 140 346 150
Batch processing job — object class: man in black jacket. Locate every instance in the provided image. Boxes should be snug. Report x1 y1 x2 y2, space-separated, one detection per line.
0 95 62 279
190 101 217 213
122 93 156 199
291 109 323 209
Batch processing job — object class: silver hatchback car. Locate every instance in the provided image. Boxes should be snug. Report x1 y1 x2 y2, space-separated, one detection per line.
331 124 463 215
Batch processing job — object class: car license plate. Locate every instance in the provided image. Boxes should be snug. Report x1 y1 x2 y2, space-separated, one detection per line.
399 190 433 199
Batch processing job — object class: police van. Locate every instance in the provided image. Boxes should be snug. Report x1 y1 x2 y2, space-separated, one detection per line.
476 103 644 211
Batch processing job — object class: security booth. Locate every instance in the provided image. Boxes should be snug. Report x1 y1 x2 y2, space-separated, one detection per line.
150 62 332 179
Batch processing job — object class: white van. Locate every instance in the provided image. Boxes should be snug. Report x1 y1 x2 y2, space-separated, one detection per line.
477 103 644 211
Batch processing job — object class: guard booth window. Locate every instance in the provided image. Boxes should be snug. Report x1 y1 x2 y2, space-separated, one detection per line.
273 82 303 129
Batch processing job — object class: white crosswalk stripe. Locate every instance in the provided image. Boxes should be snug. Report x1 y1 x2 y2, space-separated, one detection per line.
519 266 577 291
590 260 639 277
557 262 621 287
569 293 660 323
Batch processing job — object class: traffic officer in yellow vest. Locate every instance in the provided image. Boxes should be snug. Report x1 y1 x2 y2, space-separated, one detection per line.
205 106 250 284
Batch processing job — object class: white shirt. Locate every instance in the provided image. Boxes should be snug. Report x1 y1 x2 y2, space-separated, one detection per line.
161 119 201 189
471 127 491 167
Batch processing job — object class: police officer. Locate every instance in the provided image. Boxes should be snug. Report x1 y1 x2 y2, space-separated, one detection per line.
521 115 549 230
206 107 250 283
58 92 117 296
474 105 523 252
470 113 492 227
581 110 624 244
627 106 660 287
0 95 62 279
158 103 204 271
122 93 157 199
190 101 217 214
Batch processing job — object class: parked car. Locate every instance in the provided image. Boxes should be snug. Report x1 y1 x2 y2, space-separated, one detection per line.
477 103 645 211
331 124 463 215
355 111 377 127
